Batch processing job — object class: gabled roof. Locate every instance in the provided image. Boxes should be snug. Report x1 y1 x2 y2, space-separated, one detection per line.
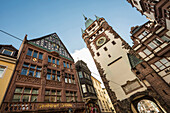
28 33 74 61
0 45 18 51
127 53 143 69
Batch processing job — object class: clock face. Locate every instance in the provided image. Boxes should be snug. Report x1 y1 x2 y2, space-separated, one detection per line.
96 36 106 46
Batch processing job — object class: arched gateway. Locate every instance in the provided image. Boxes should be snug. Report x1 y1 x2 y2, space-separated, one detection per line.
130 95 166 113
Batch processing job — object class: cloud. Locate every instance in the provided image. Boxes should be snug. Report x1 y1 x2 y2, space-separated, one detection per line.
71 47 104 86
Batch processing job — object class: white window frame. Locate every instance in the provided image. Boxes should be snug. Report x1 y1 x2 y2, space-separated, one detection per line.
0 65 7 78
154 58 169 71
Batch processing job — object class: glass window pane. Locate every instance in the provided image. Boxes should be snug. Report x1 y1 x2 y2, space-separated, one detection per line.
138 34 144 39
51 90 56 95
21 68 28 75
12 95 21 102
47 74 51 80
161 36 170 42
24 88 31 94
45 90 50 95
82 84 87 93
33 51 38 58
143 48 151 55
23 63 29 67
57 75 60 81
37 66 42 71
67 63 69 68
57 71 60 75
153 39 162 45
78 71 83 78
57 97 61 102
69 78 71 83
63 61 66 67
48 56 51 62
52 58 55 64
51 96 56 102
39 53 43 60
57 59 59 65
70 64 72 69
15 87 23 93
52 75 55 80
31 96 37 102
28 70 34 77
32 89 38 94
0 65 6 77
160 58 170 67
148 42 157 49
3 49 13 56
65 77 68 83
27 49 33 56
53 70 56 74
22 95 30 102
57 91 61 95
47 69 51 73
35 72 41 78
30 65 36 69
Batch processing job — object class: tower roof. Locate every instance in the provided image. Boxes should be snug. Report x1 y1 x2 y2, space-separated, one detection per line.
85 18 94 28
127 53 143 69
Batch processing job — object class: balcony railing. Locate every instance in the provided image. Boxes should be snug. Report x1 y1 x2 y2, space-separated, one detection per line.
1 102 85 112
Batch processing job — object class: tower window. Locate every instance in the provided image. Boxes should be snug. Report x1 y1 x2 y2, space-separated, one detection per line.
104 47 108 51
112 41 116 45
108 54 111 58
97 52 100 56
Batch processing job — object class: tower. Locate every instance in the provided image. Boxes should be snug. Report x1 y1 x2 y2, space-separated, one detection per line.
81 15 147 112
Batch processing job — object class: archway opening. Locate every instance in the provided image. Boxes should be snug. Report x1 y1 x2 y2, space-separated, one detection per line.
137 99 162 113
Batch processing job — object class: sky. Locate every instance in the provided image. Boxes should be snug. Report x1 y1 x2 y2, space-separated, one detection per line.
0 0 148 83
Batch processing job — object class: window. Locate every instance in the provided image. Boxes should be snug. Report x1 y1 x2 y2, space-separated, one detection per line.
154 58 169 70
44 89 61 102
12 87 38 102
161 35 170 42
67 63 69 68
82 84 87 93
47 74 51 80
104 47 108 51
148 39 162 49
138 30 149 39
57 71 60 81
39 53 43 60
57 59 60 65
97 52 100 56
21 68 28 75
27 49 33 56
21 63 42 78
66 91 77 102
0 65 6 77
108 54 111 58
78 71 83 78
33 51 38 58
48 56 51 63
143 48 151 55
52 58 55 64
63 61 66 67
65 73 68 83
2 49 13 56
70 64 72 69
112 41 116 45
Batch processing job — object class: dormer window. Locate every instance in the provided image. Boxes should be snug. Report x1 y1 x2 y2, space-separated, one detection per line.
2 49 13 56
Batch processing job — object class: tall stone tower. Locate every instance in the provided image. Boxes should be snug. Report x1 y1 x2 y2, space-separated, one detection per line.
81 15 147 112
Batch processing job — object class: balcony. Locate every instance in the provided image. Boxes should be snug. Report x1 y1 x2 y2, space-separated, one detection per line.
1 102 85 113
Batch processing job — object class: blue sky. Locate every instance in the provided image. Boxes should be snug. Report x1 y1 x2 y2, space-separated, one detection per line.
0 0 148 53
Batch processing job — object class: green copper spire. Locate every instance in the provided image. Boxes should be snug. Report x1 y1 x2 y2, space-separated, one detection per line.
95 15 100 21
83 14 94 28
81 28 85 34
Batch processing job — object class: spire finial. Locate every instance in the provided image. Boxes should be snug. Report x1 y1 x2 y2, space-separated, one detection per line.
83 14 87 20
